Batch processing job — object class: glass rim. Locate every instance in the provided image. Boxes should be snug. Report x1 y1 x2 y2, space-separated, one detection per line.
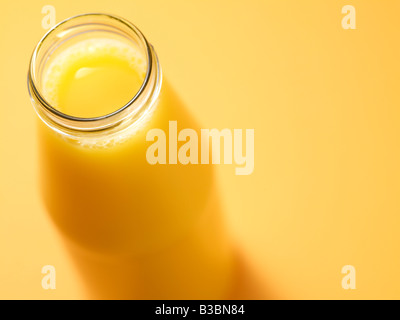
28 13 153 123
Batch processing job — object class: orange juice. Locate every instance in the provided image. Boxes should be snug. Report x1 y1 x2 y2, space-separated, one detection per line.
28 13 233 299
43 38 146 118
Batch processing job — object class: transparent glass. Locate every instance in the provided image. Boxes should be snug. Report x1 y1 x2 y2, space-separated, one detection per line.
28 13 233 299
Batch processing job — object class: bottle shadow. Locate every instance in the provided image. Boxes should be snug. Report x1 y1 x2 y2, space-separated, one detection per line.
38 81 275 300
63 229 276 300
227 247 277 300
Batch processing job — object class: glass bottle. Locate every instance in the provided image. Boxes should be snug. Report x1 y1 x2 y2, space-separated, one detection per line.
28 13 233 299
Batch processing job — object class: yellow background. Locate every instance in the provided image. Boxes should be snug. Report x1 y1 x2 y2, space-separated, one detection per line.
1 0 400 299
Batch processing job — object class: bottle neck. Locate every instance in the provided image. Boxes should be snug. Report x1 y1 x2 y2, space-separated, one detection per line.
28 13 162 142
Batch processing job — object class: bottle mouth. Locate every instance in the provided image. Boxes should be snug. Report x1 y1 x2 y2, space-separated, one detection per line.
28 13 161 134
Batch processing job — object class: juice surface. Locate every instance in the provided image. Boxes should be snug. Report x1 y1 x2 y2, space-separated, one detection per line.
43 38 146 118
